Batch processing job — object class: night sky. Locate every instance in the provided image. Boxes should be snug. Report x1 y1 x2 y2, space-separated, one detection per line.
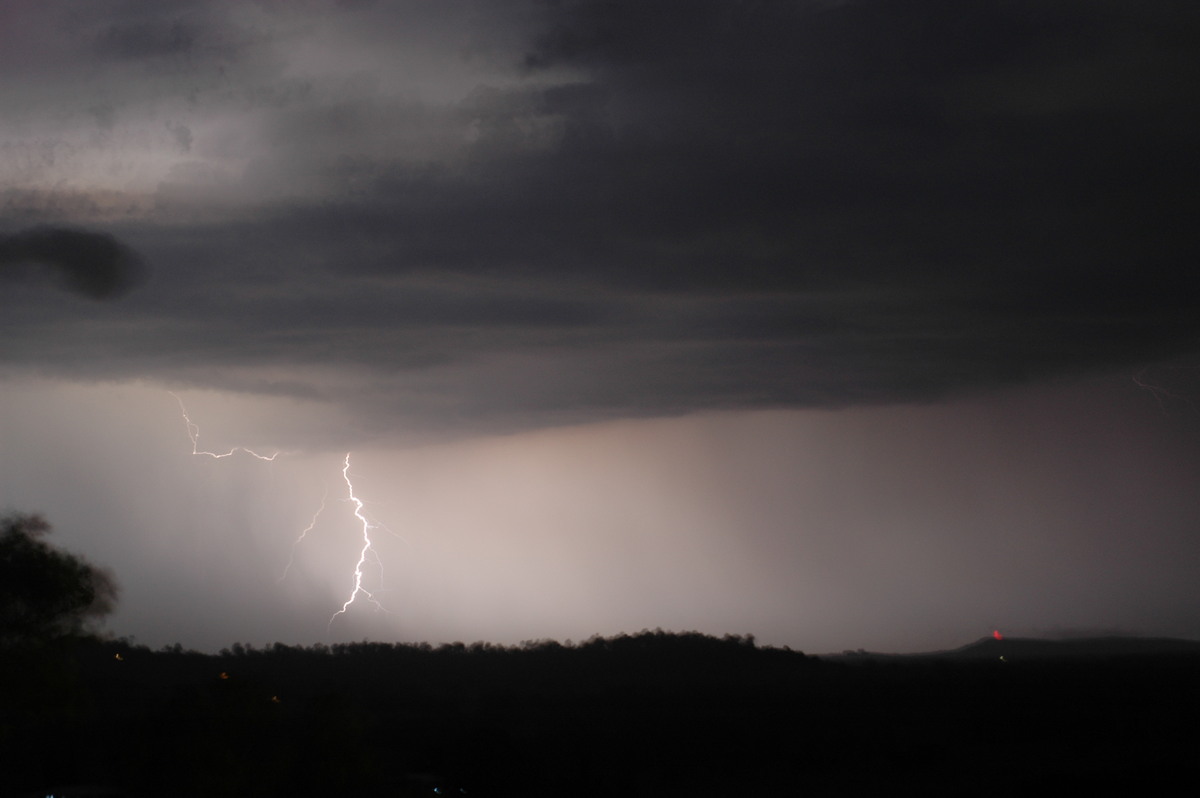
2 0 1200 654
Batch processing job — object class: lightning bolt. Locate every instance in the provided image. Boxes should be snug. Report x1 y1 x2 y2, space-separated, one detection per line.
279 486 328 584
169 394 390 626
170 392 281 460
1133 367 1199 415
329 453 387 627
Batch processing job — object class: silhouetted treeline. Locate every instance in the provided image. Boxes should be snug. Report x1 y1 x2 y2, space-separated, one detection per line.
4 631 1199 797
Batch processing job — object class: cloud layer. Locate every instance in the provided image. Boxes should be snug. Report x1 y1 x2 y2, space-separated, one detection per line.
0 226 146 298
3 0 1199 438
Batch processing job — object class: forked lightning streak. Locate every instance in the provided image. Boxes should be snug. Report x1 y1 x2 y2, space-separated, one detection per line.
329 453 387 626
279 487 327 584
170 394 387 624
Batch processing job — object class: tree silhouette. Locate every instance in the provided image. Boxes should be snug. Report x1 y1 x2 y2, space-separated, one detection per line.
0 513 117 647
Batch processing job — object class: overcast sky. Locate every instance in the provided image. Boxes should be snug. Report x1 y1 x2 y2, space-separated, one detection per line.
2 0 1199 654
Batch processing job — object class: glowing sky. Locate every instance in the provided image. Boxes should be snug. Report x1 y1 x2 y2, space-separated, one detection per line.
2 1 1200 654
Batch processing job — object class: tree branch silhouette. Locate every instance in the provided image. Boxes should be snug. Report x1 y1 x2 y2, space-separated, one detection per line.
0 513 118 648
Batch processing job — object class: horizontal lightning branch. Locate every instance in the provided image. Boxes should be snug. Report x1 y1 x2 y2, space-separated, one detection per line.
170 392 281 460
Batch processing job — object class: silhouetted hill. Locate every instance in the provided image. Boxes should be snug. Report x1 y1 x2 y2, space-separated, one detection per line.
825 634 1200 663
4 631 1199 797
945 635 1200 660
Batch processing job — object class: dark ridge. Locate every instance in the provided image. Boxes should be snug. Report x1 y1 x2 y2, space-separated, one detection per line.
825 635 1200 663
945 635 1200 660
4 632 1198 796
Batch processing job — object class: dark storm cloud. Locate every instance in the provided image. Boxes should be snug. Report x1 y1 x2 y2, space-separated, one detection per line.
4 0 1200 432
93 18 199 61
0 226 146 299
481 0 1200 397
512 0 1200 292
269 0 1200 413
79 0 249 65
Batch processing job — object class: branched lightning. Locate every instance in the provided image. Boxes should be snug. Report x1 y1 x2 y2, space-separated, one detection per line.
330 453 387 627
1132 369 1173 413
279 486 328 584
170 391 281 460
1128 364 1195 417
169 393 391 627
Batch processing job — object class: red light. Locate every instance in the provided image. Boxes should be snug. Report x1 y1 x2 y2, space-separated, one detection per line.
993 630 1004 641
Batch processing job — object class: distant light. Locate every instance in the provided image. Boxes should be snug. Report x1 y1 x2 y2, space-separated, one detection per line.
993 630 1004 641
219 672 230 680
114 653 124 661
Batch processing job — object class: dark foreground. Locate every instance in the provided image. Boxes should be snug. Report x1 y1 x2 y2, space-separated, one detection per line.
3 632 1198 797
